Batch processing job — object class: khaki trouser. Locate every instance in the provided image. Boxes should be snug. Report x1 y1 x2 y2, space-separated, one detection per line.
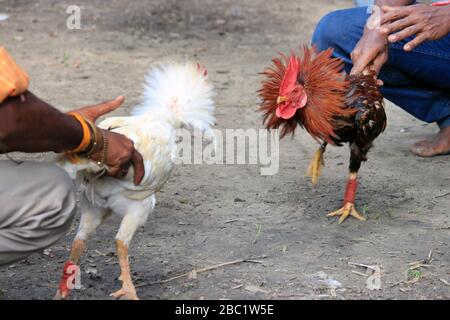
0 160 77 266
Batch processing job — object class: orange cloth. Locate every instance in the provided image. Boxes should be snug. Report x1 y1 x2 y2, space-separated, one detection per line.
0 47 29 103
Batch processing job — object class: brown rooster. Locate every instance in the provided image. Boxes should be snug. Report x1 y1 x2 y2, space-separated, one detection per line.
259 46 386 224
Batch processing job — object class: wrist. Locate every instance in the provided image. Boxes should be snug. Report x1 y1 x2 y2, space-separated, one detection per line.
374 0 413 6
65 113 104 163
67 112 94 153
78 119 103 156
87 129 109 166
362 25 388 45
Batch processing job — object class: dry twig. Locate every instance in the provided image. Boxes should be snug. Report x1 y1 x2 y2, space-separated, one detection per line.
136 257 266 288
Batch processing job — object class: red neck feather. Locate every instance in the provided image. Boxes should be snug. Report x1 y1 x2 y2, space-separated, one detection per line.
258 46 357 144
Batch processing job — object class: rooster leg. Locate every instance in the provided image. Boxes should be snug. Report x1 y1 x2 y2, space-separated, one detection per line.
110 238 139 300
54 199 108 300
307 143 327 186
110 201 153 301
327 172 366 224
327 143 369 224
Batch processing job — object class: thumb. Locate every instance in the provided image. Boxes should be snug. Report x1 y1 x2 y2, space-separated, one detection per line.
351 54 370 75
372 52 387 76
77 96 125 122
351 48 382 76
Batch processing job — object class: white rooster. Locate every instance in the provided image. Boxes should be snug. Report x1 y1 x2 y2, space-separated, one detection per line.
54 62 215 300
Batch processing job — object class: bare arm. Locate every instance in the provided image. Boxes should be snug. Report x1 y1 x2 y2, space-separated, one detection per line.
0 92 83 153
375 0 413 6
0 91 145 185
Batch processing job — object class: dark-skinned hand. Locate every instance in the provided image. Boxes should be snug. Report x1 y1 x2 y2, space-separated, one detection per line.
70 96 145 185
350 27 388 85
380 4 450 51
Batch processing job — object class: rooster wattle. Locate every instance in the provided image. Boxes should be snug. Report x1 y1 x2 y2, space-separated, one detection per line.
259 46 387 224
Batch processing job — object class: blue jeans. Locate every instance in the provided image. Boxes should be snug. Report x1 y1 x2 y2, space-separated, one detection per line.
312 7 450 129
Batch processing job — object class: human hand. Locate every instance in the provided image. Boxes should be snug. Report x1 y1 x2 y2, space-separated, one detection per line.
70 97 145 185
350 27 389 85
380 4 450 51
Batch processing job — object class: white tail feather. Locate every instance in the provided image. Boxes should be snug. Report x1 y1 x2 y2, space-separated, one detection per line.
132 62 215 132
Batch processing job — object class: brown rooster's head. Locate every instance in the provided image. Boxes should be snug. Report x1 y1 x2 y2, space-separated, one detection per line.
275 55 308 120
258 46 353 142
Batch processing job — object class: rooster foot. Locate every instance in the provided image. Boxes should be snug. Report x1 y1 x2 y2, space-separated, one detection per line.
327 202 366 224
110 286 139 300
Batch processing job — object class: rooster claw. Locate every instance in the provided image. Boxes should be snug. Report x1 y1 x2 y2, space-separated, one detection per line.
327 202 365 224
110 287 139 300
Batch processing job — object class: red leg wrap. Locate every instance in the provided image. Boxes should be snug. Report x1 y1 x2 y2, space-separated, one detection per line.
343 178 358 204
58 261 77 297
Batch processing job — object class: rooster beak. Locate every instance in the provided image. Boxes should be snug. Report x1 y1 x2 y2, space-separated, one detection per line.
277 96 287 104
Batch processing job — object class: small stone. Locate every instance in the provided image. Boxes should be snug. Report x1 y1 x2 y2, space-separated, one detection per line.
0 13 9 22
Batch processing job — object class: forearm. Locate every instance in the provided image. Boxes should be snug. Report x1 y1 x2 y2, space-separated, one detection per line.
375 0 414 6
0 91 83 153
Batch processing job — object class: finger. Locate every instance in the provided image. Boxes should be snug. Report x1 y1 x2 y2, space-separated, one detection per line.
130 150 145 185
381 17 414 36
404 33 428 51
351 50 378 75
90 96 125 118
372 51 388 76
77 96 125 121
387 25 419 43
380 6 408 24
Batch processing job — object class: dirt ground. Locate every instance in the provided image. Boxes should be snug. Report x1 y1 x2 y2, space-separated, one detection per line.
0 0 449 300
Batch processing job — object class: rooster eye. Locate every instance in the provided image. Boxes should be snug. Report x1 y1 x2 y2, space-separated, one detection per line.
293 89 299 94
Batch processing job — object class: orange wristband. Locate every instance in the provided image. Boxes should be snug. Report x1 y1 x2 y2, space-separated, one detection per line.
67 112 92 153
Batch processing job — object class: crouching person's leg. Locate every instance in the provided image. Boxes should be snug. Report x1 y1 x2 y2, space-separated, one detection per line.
312 7 450 157
0 161 77 267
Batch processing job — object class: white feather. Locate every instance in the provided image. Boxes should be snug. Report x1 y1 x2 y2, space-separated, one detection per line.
132 62 215 131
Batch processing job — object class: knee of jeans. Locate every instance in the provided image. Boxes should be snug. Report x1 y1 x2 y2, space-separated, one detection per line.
312 10 348 51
